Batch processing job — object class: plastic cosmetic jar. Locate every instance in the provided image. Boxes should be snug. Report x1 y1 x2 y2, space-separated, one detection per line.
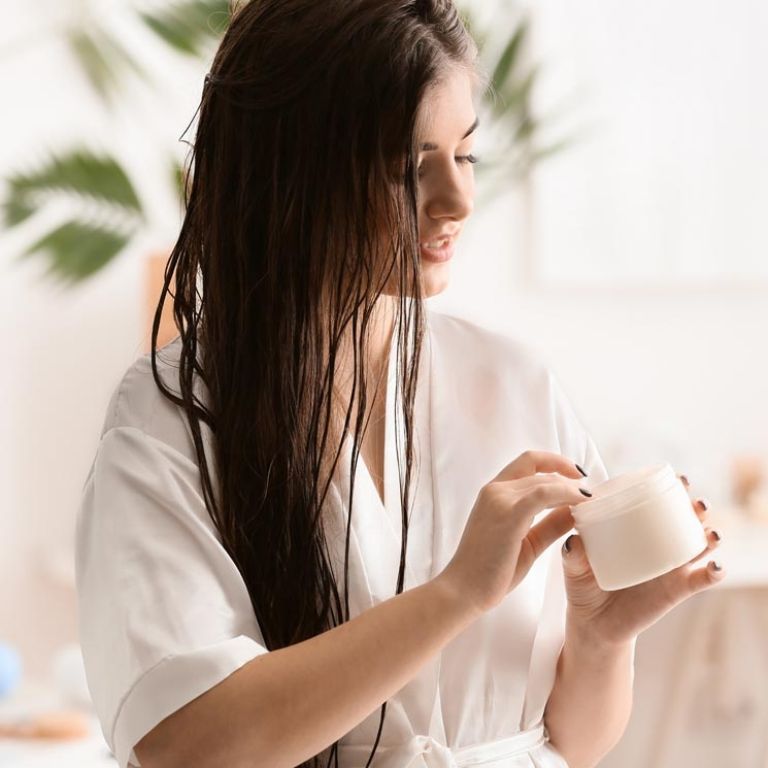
571 463 708 591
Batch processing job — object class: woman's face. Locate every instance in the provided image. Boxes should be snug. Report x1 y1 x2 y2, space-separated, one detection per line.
373 65 478 301
414 66 478 297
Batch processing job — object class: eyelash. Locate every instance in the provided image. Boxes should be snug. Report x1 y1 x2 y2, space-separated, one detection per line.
417 154 480 176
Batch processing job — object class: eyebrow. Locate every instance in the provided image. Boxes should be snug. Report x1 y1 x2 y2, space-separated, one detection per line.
419 116 479 151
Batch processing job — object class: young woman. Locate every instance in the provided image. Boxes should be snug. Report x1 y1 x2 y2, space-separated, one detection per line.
75 2 725 767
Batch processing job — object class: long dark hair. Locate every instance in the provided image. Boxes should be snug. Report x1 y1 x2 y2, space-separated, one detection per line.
150 1 485 765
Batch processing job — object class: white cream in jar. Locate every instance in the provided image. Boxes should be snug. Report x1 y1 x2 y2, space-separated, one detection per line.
572 463 708 591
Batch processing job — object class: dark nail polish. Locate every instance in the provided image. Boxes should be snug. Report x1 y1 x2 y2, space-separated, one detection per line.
698 498 709 511
575 463 588 478
679 474 690 487
563 534 574 553
711 529 721 542
579 488 592 497
710 560 722 571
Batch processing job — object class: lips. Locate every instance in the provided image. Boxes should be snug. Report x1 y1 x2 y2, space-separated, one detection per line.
419 237 456 263
419 232 458 248
421 237 452 249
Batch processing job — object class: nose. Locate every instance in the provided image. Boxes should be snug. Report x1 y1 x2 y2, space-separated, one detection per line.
421 162 474 225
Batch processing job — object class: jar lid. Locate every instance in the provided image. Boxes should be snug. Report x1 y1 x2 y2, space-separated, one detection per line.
572 463 679 525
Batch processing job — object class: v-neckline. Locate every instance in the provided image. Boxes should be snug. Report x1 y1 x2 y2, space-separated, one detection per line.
327 308 436 602
342 311 432 519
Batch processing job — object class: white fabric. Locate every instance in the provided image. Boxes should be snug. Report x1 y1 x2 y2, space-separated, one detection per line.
75 307 610 768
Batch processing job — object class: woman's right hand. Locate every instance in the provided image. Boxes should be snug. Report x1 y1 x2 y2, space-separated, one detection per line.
435 450 593 615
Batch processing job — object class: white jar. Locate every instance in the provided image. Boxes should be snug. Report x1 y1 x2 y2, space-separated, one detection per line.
572 463 708 591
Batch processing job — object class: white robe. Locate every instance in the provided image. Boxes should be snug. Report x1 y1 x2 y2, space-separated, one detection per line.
75 307 611 768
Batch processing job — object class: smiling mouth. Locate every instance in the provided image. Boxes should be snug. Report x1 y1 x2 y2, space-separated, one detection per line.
419 232 459 248
419 237 456 263
420 236 453 249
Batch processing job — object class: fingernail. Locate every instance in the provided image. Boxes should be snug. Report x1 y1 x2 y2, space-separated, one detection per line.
563 534 574 554
575 463 588 478
697 498 709 511
679 474 690 487
709 560 722 572
579 488 592 497
711 529 721 542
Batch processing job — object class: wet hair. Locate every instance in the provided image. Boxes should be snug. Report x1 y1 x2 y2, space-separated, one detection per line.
150 1 485 765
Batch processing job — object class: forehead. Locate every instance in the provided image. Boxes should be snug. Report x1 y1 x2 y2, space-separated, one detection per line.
416 66 477 139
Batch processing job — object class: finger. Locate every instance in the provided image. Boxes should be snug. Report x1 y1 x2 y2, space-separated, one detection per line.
676 473 709 523
685 527 721 565
692 497 709 523
524 505 575 560
514 481 593 518
651 530 724 605
686 560 726 594
492 450 588 483
646 557 720 609
496 473 589 493
560 532 594 581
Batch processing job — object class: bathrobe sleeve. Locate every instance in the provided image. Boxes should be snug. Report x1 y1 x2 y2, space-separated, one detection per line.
75 425 270 768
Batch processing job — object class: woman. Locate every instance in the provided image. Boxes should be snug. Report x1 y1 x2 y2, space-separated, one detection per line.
75 1 725 767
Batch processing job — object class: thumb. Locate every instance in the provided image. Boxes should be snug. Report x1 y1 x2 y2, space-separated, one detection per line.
561 533 594 582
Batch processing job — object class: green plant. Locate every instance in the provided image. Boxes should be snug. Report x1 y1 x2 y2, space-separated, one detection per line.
5 150 145 281
2 1 573 284
457 4 576 207
2 0 229 285
65 0 230 105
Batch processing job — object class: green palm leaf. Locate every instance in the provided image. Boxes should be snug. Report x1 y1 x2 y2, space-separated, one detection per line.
4 150 143 228
66 29 118 103
491 63 540 122
66 27 151 105
170 156 190 204
16 221 132 285
455 5 577 197
3 149 145 283
139 0 231 57
490 19 529 97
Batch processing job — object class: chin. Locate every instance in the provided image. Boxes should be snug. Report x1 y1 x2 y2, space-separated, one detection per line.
422 269 450 298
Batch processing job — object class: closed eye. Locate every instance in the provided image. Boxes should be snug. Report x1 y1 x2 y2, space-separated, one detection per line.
418 154 480 177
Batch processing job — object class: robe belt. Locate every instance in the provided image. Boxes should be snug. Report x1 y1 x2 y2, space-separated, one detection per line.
339 721 548 767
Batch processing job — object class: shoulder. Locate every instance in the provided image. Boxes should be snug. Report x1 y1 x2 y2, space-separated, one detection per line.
426 307 598 464
99 336 200 461
426 308 551 385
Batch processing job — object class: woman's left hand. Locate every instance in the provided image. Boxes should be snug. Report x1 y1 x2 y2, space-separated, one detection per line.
561 474 726 646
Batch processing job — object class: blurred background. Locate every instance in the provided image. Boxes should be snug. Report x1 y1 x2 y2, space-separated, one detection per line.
1 0 767 765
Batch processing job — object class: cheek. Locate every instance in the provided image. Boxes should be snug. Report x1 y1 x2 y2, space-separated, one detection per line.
416 205 428 235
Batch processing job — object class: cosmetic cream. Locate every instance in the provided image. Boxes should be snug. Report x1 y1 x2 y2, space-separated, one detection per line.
572 463 708 591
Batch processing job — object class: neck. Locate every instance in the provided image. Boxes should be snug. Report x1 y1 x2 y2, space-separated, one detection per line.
333 294 397 419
